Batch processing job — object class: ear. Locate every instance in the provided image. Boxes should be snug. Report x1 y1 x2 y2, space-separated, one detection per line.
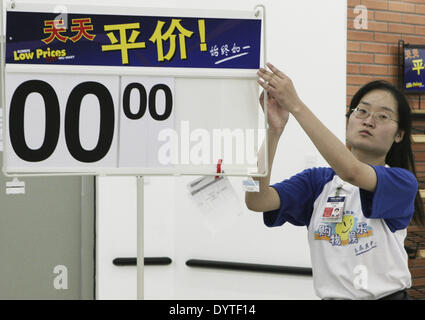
394 130 404 143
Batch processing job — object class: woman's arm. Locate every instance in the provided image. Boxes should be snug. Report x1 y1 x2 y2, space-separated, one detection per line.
257 63 377 192
245 128 282 212
245 91 290 212
292 102 377 191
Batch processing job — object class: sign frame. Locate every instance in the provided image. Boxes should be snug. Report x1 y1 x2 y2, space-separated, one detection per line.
1 2 269 178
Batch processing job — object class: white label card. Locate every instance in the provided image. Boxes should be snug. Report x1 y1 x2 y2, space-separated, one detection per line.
187 175 243 234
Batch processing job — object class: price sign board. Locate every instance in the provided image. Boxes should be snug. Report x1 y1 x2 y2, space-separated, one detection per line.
2 3 264 176
403 45 425 93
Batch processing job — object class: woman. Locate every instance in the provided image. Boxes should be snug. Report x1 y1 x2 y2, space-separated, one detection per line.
246 63 425 300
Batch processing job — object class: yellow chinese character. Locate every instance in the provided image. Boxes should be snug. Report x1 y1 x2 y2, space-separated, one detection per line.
412 59 425 76
149 19 194 62
405 49 412 60
101 23 146 64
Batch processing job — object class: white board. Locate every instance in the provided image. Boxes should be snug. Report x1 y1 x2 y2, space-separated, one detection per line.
2 1 266 177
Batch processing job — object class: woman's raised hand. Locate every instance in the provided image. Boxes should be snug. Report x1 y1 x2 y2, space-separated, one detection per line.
257 63 303 115
259 90 289 134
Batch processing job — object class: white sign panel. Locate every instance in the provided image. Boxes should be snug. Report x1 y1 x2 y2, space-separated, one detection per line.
5 73 175 172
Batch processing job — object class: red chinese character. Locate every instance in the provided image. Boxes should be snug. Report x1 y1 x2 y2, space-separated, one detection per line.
42 19 68 44
69 18 96 43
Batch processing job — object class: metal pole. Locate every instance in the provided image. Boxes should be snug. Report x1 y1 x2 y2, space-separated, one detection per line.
137 176 144 300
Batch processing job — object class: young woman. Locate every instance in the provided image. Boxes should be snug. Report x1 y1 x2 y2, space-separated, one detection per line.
246 63 425 300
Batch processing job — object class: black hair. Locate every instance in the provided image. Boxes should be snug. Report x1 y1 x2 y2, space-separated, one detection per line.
346 80 425 226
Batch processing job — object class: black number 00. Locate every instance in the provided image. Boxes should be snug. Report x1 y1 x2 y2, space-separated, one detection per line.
9 80 172 163
9 80 61 162
123 83 172 121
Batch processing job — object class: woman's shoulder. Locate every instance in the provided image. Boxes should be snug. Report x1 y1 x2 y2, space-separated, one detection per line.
365 164 418 192
301 166 336 176
375 165 417 182
294 166 337 185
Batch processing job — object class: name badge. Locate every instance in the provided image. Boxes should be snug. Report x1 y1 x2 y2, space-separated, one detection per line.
322 196 345 223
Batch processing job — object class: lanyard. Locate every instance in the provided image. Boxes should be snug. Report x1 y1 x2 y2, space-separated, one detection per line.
335 184 344 197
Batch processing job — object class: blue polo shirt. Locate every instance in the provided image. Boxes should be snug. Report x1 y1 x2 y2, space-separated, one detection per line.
264 165 417 299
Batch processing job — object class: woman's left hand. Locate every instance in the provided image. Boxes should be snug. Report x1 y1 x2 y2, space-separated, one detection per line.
257 63 303 114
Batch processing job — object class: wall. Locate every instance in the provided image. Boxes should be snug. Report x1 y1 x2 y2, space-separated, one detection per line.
346 0 425 203
347 0 425 110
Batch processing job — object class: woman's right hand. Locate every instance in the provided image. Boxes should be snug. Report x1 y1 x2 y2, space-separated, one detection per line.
259 90 290 134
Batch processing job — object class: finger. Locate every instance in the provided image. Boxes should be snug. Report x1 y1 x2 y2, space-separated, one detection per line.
260 90 273 101
257 79 276 93
258 79 277 92
257 68 275 81
257 70 278 87
259 91 264 105
266 63 286 79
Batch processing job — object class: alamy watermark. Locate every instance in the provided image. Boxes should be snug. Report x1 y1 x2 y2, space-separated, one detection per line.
353 264 368 291
353 5 368 30
157 121 265 166
53 265 68 290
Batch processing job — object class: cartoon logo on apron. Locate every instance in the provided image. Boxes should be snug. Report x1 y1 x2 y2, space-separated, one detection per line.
314 214 373 247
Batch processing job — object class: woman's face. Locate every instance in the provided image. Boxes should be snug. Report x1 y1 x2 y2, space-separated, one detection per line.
346 89 404 157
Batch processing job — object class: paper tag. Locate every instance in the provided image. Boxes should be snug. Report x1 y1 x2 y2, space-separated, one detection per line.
187 175 243 234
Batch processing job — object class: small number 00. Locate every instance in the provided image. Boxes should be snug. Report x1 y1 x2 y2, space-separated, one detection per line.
123 82 172 121
9 80 172 163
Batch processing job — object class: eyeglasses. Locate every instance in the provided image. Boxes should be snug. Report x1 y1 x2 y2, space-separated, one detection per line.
352 107 399 124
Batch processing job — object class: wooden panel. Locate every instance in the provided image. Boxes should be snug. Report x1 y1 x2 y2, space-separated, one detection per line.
412 110 425 115
413 277 425 287
412 144 425 152
408 225 425 232
412 135 425 143
410 268 425 277
408 288 425 300
409 258 425 267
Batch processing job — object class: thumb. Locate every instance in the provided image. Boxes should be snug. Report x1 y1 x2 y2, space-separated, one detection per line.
259 91 265 110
